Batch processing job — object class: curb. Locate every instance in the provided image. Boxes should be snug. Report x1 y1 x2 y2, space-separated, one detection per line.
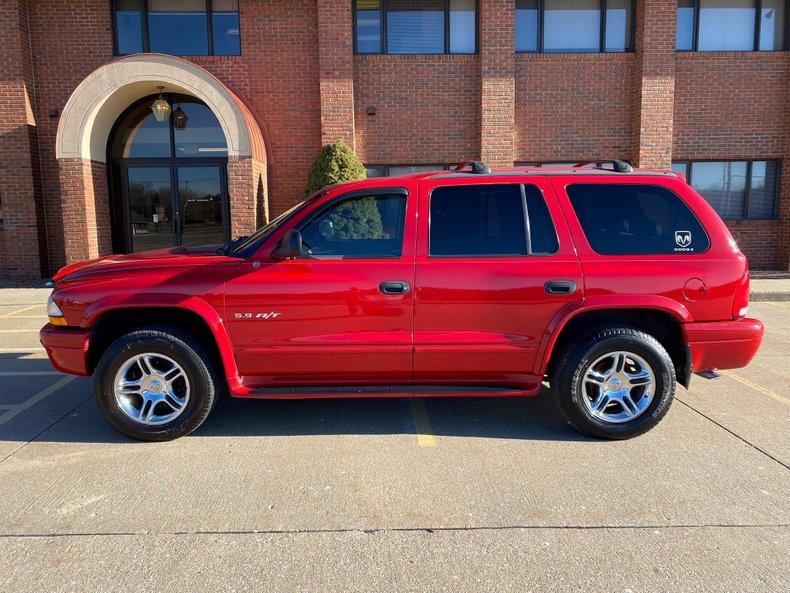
750 292 790 303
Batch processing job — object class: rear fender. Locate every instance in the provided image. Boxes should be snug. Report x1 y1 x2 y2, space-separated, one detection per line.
535 295 692 376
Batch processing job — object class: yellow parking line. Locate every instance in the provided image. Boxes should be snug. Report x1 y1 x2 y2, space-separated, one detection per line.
5 315 46 319
0 329 42 333
0 305 41 319
410 398 436 448
0 376 76 428
0 347 46 353
719 370 789 407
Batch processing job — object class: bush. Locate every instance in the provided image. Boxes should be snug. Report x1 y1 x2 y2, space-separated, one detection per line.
304 140 366 197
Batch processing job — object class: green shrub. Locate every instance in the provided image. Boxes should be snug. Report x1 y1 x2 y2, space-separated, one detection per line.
304 140 366 197
321 196 385 240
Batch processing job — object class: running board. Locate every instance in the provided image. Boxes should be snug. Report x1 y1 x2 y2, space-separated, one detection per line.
249 385 521 396
695 370 720 380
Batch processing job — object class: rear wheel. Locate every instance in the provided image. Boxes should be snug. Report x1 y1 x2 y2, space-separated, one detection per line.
94 326 218 441
550 327 675 439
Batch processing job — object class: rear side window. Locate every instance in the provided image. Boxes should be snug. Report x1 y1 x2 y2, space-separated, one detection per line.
430 184 558 256
567 184 709 255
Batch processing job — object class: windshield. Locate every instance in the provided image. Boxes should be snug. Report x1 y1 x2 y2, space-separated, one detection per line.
229 192 324 257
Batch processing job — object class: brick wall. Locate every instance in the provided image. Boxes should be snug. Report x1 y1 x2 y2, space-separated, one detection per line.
0 0 787 276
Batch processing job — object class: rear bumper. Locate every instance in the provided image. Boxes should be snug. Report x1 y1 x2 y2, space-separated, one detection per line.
685 318 764 372
39 325 91 376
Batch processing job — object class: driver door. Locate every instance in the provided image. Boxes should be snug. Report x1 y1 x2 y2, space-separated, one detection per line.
225 186 417 386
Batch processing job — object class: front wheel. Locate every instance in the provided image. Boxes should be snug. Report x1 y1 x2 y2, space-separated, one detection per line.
550 327 675 439
93 326 218 441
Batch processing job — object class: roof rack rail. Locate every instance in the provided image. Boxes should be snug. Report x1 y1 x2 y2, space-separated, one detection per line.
454 160 491 174
572 159 633 173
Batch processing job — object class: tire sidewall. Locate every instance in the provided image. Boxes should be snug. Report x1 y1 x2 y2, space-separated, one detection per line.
563 333 675 439
94 331 214 441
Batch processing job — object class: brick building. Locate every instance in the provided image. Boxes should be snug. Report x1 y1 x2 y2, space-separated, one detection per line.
0 0 788 279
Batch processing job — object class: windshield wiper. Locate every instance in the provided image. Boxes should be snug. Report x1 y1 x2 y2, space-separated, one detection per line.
216 235 248 256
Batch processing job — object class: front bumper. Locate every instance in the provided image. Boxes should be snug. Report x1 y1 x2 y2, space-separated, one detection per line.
685 317 764 372
39 325 91 376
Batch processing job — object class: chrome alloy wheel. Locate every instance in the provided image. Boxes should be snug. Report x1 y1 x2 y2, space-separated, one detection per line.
113 353 190 426
581 351 656 424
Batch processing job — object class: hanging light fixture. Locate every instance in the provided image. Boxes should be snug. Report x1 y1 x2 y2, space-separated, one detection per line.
150 86 172 122
172 104 189 130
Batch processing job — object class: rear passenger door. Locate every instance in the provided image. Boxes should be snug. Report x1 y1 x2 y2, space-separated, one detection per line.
413 178 583 389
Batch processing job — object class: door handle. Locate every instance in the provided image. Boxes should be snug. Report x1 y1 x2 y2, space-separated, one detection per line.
379 281 410 295
544 280 577 295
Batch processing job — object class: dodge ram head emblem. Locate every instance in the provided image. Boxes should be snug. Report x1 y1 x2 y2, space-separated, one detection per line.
675 230 692 247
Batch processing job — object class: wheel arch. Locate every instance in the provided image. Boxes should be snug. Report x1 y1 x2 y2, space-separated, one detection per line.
85 299 238 384
538 299 692 388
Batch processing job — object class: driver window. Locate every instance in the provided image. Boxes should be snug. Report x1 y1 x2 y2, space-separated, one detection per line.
297 193 407 258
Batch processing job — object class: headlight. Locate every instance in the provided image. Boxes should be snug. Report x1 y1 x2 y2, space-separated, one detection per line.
47 295 67 326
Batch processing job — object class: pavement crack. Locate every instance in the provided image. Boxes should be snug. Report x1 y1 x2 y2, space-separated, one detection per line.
1 523 788 540
675 396 789 471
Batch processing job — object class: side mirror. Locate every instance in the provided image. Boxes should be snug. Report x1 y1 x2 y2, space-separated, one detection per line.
272 229 303 260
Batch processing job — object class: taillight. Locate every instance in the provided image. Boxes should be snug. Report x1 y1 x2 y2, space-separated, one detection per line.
731 269 750 319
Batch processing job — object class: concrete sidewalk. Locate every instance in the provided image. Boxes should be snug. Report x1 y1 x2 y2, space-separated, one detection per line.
750 278 790 302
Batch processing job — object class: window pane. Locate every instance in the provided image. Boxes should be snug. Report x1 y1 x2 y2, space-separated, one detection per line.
212 0 240 55
671 162 689 177
387 165 439 175
759 0 785 50
127 167 175 252
387 0 445 54
524 186 559 254
178 165 225 247
365 166 387 178
356 0 382 53
568 184 710 255
111 101 172 158
676 0 696 50
449 0 476 53
605 0 632 51
115 0 144 54
747 161 778 218
430 184 527 256
299 194 407 258
544 0 601 52
148 0 209 56
173 99 228 157
516 0 539 51
690 161 747 219
698 0 756 51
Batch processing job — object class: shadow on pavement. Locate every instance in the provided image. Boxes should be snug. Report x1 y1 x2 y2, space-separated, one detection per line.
0 351 589 444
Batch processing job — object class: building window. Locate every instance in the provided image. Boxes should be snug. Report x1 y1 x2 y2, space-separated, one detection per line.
354 0 478 55
113 0 241 56
672 160 781 220
676 0 787 51
516 0 635 53
365 164 453 177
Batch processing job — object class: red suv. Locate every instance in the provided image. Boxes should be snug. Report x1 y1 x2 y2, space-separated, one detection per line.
40 161 764 441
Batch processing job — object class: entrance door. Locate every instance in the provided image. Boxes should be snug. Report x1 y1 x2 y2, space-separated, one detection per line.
122 163 228 251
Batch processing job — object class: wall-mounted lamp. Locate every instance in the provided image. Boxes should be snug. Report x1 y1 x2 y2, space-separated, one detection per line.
172 105 188 130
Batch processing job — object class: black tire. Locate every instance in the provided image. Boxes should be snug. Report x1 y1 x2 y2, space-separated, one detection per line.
93 325 219 441
549 327 675 440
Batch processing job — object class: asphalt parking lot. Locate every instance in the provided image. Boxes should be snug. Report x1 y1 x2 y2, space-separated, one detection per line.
0 288 787 592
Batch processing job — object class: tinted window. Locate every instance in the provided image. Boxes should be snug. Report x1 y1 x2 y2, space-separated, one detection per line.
356 0 382 53
387 0 445 53
698 0 757 50
449 0 476 53
430 184 558 256
568 184 710 255
212 0 241 55
604 0 632 51
115 0 145 54
148 0 209 56
298 194 407 258
516 0 539 51
676 0 696 49
760 0 785 50
544 0 601 52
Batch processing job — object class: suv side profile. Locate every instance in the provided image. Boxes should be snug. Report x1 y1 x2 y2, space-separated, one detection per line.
40 161 764 441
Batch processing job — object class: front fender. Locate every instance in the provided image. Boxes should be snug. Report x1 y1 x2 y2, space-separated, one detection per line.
82 293 240 382
534 295 692 376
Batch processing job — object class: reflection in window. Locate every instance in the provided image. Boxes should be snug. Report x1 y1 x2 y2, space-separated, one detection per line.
114 0 241 56
678 0 785 51
517 0 634 52
672 160 780 219
365 165 450 177
354 0 477 54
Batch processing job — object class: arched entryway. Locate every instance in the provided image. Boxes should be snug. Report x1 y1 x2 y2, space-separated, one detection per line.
55 54 270 265
109 94 231 252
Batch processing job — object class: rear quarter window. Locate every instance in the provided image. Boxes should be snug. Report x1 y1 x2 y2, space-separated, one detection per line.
567 184 710 255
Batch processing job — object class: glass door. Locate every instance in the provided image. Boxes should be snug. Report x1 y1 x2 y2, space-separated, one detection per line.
126 166 176 252
176 165 227 247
